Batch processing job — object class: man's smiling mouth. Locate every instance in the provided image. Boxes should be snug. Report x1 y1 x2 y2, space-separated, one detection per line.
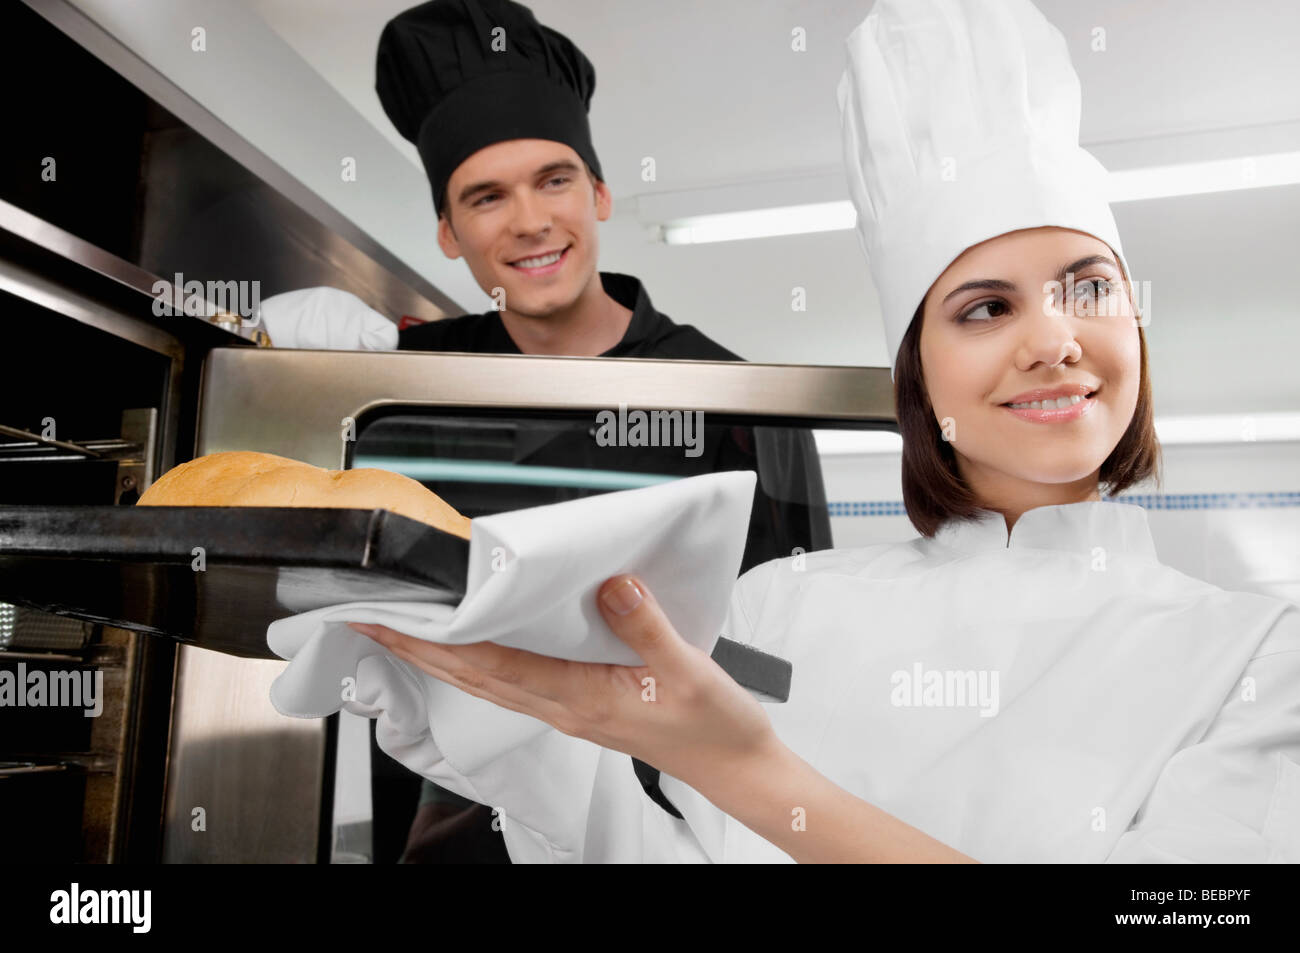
509 246 570 269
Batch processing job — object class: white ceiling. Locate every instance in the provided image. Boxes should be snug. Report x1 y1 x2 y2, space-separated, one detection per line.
247 0 1300 192
234 0 1300 416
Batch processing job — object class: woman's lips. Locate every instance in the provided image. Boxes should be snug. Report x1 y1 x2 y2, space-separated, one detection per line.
508 246 570 276
1001 391 1098 423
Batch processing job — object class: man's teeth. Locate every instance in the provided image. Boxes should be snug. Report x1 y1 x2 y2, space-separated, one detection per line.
512 249 564 268
1007 394 1088 410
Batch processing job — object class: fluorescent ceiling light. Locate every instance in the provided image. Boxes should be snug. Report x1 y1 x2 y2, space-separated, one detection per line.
815 412 1300 455
660 201 855 245
1107 150 1300 202
1151 412 1300 445
658 152 1300 245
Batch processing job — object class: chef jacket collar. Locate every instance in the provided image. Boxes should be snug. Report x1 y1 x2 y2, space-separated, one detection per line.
932 501 1158 560
471 273 657 355
599 272 657 352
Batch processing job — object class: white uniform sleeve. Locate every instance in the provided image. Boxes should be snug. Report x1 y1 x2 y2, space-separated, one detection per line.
257 287 399 350
402 725 715 863
364 565 782 862
1106 606 1300 863
656 558 793 863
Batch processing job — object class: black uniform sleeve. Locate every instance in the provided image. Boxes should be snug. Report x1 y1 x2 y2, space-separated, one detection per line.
398 312 512 353
709 425 831 573
397 319 451 351
648 326 745 361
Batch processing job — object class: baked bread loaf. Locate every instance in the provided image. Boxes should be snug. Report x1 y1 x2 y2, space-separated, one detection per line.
137 450 471 539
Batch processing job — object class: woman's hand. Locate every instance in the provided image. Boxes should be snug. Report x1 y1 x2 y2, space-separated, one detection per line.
349 576 979 862
347 574 779 795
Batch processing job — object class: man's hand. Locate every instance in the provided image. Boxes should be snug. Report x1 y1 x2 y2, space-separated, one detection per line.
258 287 398 350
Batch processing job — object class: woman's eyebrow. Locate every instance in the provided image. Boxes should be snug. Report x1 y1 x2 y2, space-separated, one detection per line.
941 255 1119 304
941 277 1015 304
1052 254 1119 285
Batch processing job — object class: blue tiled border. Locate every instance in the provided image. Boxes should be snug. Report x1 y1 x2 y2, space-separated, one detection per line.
829 501 909 517
828 491 1300 518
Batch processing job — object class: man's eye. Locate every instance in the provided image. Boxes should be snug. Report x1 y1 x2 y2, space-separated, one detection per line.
545 175 571 187
956 300 1008 324
473 193 499 207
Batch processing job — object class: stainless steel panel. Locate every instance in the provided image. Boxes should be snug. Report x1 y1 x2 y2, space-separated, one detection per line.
0 239 184 475
0 196 182 317
0 247 182 360
198 348 896 470
160 645 325 863
115 409 158 505
23 0 460 322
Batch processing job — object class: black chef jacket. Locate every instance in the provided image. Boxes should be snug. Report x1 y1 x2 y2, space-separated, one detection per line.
384 271 831 863
399 272 739 360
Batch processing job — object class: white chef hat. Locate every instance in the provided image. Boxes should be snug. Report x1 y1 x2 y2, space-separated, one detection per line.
837 0 1132 381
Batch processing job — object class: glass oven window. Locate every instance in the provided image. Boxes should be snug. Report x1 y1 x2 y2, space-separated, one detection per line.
352 409 843 576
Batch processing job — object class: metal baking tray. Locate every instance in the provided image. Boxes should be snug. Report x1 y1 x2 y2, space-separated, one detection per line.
0 505 791 701
0 506 467 658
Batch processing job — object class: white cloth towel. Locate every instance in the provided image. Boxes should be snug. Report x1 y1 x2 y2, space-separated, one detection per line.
258 286 399 350
267 470 756 778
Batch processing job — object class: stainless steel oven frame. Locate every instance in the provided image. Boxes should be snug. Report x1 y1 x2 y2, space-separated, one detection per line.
182 348 896 863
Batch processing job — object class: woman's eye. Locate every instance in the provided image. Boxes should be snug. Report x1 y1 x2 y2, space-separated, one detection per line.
1071 278 1114 312
956 300 1008 324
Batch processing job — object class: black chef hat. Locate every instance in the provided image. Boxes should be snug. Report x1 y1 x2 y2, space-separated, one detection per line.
376 0 604 215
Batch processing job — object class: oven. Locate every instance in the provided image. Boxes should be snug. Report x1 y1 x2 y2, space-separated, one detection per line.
0 198 244 863
0 243 895 863
0 0 899 865
0 0 461 864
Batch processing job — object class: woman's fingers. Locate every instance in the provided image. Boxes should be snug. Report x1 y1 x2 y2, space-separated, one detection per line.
346 580 711 755
342 585 777 784
348 623 576 730
352 623 560 698
596 575 699 691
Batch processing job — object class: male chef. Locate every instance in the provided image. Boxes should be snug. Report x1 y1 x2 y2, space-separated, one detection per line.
370 0 831 863
377 0 738 362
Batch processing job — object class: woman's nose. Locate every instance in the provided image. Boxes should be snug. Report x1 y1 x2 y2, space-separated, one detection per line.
1018 293 1083 367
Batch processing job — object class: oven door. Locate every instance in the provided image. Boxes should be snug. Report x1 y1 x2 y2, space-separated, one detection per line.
186 347 896 863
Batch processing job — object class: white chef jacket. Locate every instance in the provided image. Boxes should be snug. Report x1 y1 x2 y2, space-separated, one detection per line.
387 500 1300 863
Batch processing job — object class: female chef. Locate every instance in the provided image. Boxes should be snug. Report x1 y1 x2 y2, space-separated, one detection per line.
349 0 1300 863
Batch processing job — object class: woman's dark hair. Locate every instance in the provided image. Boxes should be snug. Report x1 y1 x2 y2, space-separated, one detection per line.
895 282 1163 538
